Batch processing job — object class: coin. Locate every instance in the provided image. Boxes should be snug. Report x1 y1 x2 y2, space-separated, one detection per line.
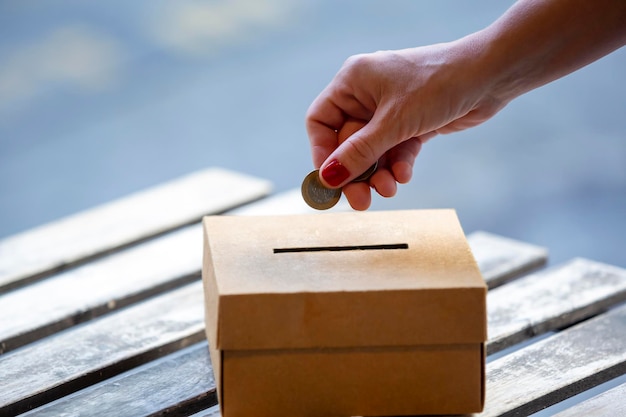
301 170 342 210
301 162 379 210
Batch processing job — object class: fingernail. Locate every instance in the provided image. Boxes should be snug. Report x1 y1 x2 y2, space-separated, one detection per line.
321 159 350 187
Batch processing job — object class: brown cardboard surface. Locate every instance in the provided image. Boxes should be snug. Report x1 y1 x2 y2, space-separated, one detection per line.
224 344 483 417
202 209 487 416
203 210 486 350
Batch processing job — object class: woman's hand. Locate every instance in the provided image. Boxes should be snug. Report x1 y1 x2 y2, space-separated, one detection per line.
306 44 505 210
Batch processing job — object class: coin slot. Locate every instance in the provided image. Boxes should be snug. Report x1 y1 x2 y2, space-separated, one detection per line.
273 243 408 254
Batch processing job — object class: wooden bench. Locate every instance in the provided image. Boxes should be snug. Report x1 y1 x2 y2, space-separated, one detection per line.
1 167 625 417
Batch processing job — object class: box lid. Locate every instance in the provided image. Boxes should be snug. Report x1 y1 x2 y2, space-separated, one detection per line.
202 209 487 351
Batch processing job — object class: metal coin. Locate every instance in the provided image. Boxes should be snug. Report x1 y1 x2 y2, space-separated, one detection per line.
353 161 378 182
301 170 342 210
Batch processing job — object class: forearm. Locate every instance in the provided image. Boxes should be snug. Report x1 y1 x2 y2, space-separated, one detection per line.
469 0 626 103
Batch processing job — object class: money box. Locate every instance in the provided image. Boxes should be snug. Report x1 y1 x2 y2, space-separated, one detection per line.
202 209 486 417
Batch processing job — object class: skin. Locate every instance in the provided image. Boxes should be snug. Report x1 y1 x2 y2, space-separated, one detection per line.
306 0 626 210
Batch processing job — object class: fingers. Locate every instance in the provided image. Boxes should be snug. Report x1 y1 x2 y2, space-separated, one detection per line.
305 98 344 168
369 168 397 197
342 167 397 210
386 134 430 184
318 112 398 188
305 64 376 168
342 182 372 211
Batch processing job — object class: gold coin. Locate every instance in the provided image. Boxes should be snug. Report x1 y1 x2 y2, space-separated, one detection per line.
301 170 342 210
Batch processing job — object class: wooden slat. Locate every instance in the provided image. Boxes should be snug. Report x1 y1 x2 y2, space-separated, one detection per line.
0 215 545 355
0 190 332 355
0 282 205 416
487 258 626 354
467 231 547 288
0 190 333 413
0 168 271 293
552 382 626 417
20 343 217 417
482 303 626 417
28 265 626 417
10 234 560 415
0 224 201 354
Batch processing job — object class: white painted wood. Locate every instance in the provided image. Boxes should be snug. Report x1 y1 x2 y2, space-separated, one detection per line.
21 343 217 417
0 282 205 416
482 303 626 417
0 221 551 413
487 258 626 354
467 231 547 288
0 190 341 354
0 224 202 354
552 382 626 417
24 276 626 416
0 168 272 292
3 173 614 417
0 244 576 409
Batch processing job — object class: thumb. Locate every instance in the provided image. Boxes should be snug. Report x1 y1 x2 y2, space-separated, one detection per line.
319 115 397 188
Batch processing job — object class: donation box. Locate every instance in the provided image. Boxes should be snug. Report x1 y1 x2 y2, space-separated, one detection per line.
202 209 486 417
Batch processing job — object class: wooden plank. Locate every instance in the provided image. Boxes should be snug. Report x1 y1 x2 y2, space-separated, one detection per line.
487 258 626 354
20 343 217 417
0 190 336 413
0 168 272 293
0 282 205 416
10 244 570 415
552 382 626 417
482 303 626 417
28 278 626 416
0 224 202 354
0 190 333 354
467 231 547 288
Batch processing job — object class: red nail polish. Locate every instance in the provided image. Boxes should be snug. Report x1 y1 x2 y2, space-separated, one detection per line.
321 159 350 187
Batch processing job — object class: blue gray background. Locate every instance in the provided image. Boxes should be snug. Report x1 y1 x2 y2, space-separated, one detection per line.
1 0 624 269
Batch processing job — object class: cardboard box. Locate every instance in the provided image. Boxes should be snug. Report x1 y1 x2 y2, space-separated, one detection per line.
202 209 486 416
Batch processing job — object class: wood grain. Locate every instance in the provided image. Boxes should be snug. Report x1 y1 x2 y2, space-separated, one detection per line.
0 224 201 354
552 382 626 417
487 258 626 354
0 190 337 413
467 231 547 288
482 303 626 417
0 175 604 417
21 343 217 417
0 190 331 354
0 282 205 416
4 194 526 355
0 168 271 293
6 243 581 416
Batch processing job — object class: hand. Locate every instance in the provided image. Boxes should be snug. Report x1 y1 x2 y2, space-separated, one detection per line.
306 0 626 211
306 43 507 210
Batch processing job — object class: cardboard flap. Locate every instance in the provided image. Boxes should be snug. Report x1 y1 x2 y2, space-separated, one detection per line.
203 210 487 351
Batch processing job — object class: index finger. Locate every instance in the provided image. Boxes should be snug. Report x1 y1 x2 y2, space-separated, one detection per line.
305 95 345 168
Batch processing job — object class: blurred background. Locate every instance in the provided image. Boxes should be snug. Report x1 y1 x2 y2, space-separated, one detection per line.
0 0 624 268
